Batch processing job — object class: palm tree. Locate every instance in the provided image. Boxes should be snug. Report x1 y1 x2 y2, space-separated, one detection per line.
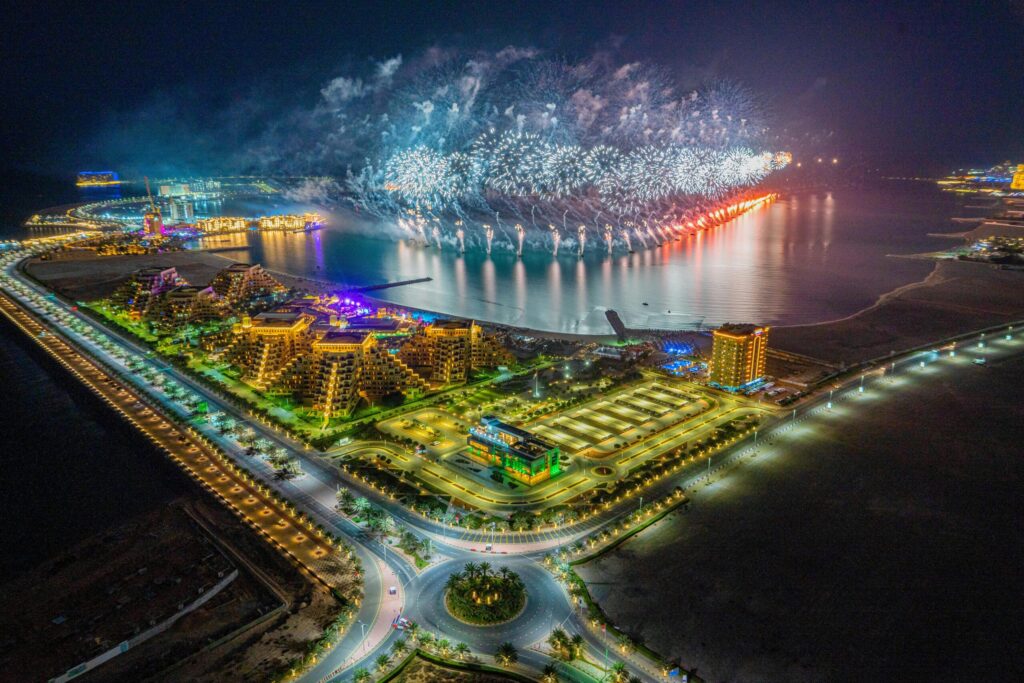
392 638 408 657
547 628 569 658
454 642 470 660
437 638 451 656
479 561 492 577
406 621 421 643
463 562 479 580
541 663 560 683
617 634 633 654
569 634 585 660
353 668 371 683
610 662 628 683
445 572 462 592
375 654 391 672
495 642 518 667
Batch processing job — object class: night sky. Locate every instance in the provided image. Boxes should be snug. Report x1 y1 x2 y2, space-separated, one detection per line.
3 0 1022 177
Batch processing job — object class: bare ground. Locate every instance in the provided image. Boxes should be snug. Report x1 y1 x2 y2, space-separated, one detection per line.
772 259 1024 366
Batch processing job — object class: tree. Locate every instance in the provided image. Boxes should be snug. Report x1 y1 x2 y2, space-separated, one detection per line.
375 654 390 671
437 638 451 656
336 487 355 510
392 638 408 657
610 662 628 683
454 642 470 660
548 628 570 659
495 642 518 667
353 668 371 683
569 634 585 660
541 663 560 683
406 621 421 643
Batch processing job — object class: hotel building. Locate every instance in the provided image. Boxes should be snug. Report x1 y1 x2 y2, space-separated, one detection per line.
111 266 184 318
282 329 427 419
223 311 314 388
709 323 770 391
397 319 511 386
147 285 227 330
209 263 286 306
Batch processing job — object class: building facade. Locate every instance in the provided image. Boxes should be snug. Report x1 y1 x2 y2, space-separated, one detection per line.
709 323 770 391
397 319 510 386
467 416 561 485
146 285 227 330
281 330 426 420
111 266 184 318
223 311 314 388
209 263 285 306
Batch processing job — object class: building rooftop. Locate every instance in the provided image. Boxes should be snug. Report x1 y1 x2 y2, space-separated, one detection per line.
715 323 767 337
475 415 556 461
318 329 373 345
430 319 473 330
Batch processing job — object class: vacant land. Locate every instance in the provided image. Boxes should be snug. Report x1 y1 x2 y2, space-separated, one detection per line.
579 352 1024 681
393 655 520 683
774 259 1024 365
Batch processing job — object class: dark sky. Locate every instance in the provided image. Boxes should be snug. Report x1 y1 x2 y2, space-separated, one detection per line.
3 0 1022 176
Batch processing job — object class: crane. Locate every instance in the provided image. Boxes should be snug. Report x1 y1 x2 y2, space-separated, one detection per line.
143 176 158 213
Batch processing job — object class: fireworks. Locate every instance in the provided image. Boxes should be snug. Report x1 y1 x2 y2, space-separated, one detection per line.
321 48 789 253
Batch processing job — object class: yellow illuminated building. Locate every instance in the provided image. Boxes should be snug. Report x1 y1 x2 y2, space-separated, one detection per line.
196 216 249 233
257 213 320 230
1011 164 1024 191
209 263 286 305
282 330 426 419
224 311 314 388
709 323 770 390
398 319 511 386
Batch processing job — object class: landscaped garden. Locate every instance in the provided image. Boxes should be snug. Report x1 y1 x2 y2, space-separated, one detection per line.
444 563 526 625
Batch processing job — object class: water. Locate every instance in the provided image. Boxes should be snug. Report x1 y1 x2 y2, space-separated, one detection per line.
198 182 969 334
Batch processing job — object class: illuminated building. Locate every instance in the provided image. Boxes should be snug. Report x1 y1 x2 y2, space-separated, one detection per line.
209 263 286 305
187 178 222 194
147 285 227 330
467 416 561 485
195 216 249 233
168 199 194 223
143 210 163 235
256 213 321 230
281 329 427 419
158 182 191 197
1012 164 1024 191
709 323 770 391
397 319 511 386
76 171 121 187
223 311 314 388
111 266 185 317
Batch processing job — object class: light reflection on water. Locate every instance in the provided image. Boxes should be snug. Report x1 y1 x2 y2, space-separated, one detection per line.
198 184 963 334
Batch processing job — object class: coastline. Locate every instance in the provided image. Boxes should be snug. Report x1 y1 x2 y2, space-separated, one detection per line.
23 208 1024 356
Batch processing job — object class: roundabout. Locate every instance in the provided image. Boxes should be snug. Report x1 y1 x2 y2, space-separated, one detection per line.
404 556 572 652
444 563 527 625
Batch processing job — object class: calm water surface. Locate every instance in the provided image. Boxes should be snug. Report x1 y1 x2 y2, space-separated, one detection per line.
202 182 969 334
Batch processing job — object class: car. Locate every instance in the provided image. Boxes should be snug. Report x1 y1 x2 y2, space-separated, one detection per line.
388 585 398 595
973 358 987 365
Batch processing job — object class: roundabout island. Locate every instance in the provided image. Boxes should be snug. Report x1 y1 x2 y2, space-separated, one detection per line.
445 563 527 625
